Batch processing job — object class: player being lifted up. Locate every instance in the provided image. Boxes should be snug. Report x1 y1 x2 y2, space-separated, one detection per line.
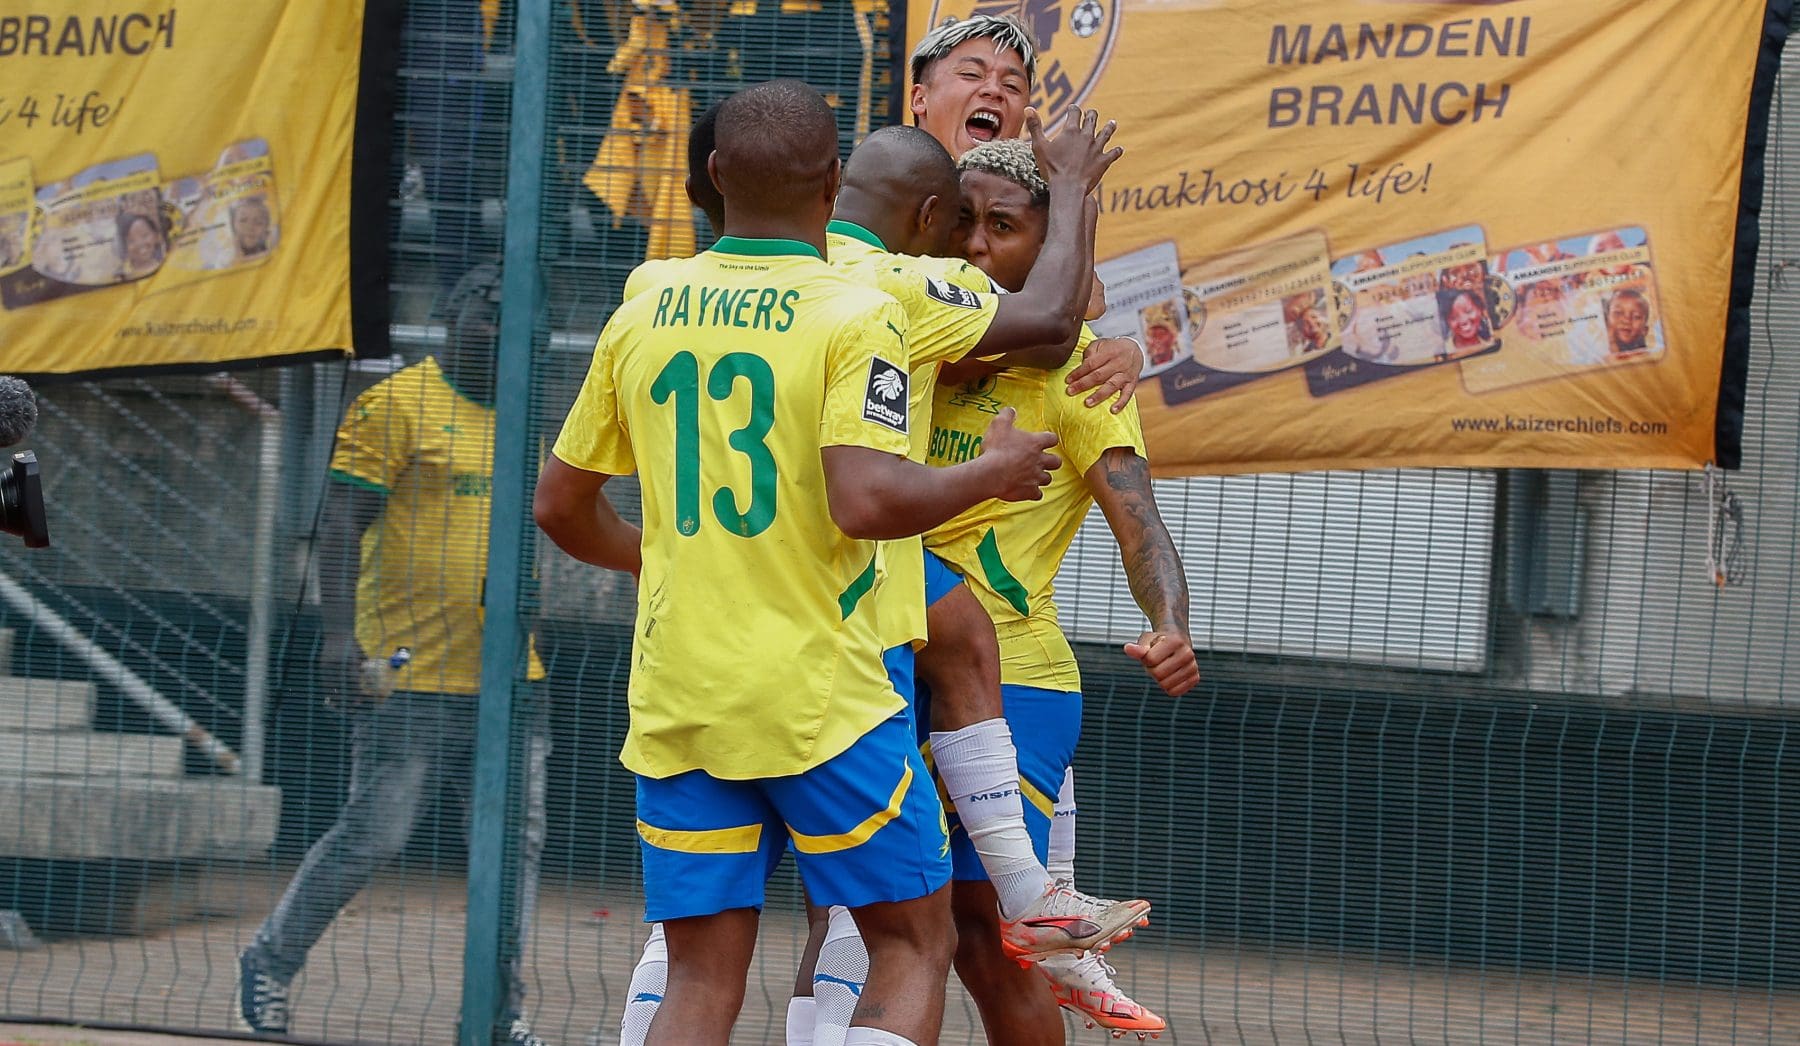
912 14 1198 1040
930 136 1200 1042
808 114 1152 1044
535 80 1061 1046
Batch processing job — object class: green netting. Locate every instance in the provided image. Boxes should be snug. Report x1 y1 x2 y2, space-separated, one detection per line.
1 1 1797 1044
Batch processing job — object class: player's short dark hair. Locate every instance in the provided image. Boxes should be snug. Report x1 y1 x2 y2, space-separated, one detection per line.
686 101 724 230
713 80 840 219
843 125 959 201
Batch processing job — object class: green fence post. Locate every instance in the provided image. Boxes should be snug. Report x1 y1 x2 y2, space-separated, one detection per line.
462 0 551 1042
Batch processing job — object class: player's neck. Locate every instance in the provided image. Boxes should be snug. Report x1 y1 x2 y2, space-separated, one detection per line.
830 193 903 254
717 216 828 259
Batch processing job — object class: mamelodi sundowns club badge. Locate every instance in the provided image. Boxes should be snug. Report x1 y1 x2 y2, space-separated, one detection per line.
922 0 1123 119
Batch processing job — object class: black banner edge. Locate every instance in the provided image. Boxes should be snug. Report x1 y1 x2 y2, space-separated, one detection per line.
14 348 349 387
350 0 405 360
1718 0 1796 469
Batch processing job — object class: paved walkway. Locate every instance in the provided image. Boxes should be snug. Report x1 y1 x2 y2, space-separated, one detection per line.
1 1025 242 1046
5 866 1797 1044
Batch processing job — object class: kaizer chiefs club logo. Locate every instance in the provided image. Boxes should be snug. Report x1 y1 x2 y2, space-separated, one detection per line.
926 0 1122 123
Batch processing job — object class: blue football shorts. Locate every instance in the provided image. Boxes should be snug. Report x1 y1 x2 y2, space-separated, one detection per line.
635 710 952 921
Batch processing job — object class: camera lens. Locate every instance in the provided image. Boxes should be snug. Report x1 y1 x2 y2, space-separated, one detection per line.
0 451 49 548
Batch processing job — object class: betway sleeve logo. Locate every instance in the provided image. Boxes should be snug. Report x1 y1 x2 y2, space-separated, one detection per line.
925 276 984 309
863 357 910 432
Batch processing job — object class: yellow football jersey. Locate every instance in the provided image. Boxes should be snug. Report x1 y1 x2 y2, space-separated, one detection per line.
924 332 1146 691
553 237 914 780
621 256 681 303
827 220 1001 651
329 356 546 696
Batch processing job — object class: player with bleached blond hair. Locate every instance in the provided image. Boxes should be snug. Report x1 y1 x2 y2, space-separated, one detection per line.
911 17 1189 1040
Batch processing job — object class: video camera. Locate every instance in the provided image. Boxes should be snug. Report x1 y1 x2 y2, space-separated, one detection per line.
0 376 48 548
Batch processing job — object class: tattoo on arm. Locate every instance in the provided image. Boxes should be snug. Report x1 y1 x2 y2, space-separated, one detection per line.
1098 449 1190 634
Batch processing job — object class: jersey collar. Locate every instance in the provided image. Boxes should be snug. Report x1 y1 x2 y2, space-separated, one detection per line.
710 236 824 260
825 220 887 252
429 355 495 408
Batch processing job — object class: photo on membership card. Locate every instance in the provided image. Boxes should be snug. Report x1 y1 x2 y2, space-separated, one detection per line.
152 138 281 295
1304 224 1502 398
0 152 167 310
1090 240 1193 378
1459 226 1664 395
1156 229 1337 406
0 157 35 279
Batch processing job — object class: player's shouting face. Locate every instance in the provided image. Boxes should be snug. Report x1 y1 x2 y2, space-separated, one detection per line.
912 36 1030 157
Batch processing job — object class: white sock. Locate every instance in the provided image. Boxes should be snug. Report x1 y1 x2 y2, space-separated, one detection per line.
930 718 1052 919
786 995 818 1046
811 906 868 1046
619 922 667 1046
844 1030 918 1046
1048 766 1077 883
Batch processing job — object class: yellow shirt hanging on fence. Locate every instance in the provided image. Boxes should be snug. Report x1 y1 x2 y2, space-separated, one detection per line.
584 1 696 261
329 356 545 696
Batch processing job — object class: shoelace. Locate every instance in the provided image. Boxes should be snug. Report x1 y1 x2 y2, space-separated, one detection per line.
1046 879 1110 915
250 974 289 1028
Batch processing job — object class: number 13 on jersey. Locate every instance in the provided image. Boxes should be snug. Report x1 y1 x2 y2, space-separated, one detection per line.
650 350 778 538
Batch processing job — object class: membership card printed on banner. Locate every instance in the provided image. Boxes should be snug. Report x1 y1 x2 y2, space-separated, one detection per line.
0 158 35 280
1158 229 1336 406
1091 240 1192 377
1306 225 1502 398
155 139 282 295
0 153 166 310
1460 227 1664 395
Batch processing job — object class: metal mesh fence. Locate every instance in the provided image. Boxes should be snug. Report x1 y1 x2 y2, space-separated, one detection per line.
1 2 1797 1045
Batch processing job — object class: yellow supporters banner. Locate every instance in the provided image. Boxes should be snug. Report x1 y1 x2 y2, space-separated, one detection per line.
0 3 369 375
908 0 1787 474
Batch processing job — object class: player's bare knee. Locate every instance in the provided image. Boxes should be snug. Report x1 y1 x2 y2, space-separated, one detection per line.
923 587 1000 671
921 592 1003 729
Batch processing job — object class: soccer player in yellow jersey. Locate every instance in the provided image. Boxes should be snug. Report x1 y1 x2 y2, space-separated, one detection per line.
913 15 1191 1038
810 121 1165 1045
238 265 552 1046
534 81 1061 1046
931 138 1202 1042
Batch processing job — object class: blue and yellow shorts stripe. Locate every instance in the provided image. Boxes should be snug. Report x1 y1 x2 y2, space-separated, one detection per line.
923 683 1082 882
634 711 951 921
923 549 964 608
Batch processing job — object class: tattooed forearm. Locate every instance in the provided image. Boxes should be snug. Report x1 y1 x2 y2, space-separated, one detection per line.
1097 450 1190 633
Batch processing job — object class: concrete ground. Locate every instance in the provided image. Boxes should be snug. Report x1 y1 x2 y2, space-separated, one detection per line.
0 1025 242 1046
3 866 1796 1045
